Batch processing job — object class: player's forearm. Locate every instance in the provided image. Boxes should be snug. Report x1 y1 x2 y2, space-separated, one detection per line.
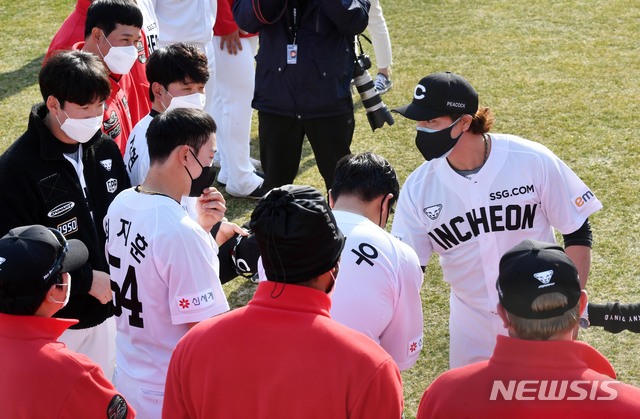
564 245 590 289
588 302 640 333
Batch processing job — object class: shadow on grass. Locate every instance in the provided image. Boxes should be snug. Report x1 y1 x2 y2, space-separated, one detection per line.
226 279 257 310
0 55 44 101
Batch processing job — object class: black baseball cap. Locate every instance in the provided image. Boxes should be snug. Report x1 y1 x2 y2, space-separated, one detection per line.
392 71 478 121
249 185 345 284
496 239 581 319
0 225 88 298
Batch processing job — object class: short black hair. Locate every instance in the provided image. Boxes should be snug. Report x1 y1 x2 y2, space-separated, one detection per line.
147 108 217 164
39 50 111 105
146 43 210 102
331 152 400 209
85 0 143 39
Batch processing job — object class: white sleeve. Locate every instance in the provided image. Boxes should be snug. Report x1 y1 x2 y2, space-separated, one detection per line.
391 179 434 267
538 149 602 234
158 221 229 325
378 243 424 371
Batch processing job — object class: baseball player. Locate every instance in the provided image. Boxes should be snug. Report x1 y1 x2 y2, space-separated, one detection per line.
328 152 424 371
391 71 602 368
212 0 266 198
105 108 229 418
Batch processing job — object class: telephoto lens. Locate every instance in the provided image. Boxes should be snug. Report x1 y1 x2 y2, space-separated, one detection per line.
353 53 395 131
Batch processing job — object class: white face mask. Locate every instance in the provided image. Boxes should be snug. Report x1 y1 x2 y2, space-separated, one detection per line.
165 92 206 111
56 109 102 144
99 31 139 75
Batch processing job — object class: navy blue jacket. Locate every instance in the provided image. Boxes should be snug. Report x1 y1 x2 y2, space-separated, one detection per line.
0 103 130 328
234 0 370 119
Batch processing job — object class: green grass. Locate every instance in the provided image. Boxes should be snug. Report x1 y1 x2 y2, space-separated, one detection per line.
3 1 640 417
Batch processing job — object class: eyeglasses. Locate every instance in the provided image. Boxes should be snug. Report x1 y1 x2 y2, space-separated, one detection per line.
46 227 68 284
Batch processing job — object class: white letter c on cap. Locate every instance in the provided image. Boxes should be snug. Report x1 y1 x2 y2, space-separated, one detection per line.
414 84 426 100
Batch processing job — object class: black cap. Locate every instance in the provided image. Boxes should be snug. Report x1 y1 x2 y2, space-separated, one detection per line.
0 225 88 298
496 239 581 319
249 185 345 284
392 71 478 121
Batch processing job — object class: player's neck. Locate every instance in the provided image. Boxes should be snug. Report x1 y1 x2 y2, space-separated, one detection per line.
447 132 490 171
141 166 186 203
332 196 384 227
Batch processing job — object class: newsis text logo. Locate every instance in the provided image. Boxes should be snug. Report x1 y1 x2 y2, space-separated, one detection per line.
490 380 619 401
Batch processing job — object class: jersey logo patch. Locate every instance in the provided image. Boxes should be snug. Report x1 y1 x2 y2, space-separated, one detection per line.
100 159 113 171
574 189 596 209
534 270 555 288
176 288 216 312
423 204 443 220
47 201 75 218
107 394 128 419
57 217 78 236
408 335 424 357
106 178 118 193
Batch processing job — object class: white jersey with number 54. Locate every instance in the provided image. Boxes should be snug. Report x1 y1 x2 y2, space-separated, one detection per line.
104 188 229 391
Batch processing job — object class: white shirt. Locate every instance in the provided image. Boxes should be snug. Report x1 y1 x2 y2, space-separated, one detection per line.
330 210 424 371
155 0 217 45
104 188 229 390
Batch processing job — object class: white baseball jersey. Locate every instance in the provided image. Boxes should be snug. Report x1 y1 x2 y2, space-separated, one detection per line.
104 188 229 395
330 210 424 371
391 133 602 368
124 113 199 219
137 0 160 54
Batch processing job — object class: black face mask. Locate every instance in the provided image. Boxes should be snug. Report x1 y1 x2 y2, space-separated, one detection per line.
415 117 463 161
185 149 217 197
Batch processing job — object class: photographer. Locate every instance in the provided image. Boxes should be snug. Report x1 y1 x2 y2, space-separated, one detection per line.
233 0 370 191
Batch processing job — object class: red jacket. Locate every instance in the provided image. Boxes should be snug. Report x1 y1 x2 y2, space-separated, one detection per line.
417 335 640 418
163 281 404 418
0 314 135 418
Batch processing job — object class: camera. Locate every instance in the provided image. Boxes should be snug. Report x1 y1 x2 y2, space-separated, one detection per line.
352 37 394 131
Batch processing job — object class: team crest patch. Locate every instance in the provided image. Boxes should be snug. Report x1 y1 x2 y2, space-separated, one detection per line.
534 269 555 288
407 335 424 357
423 204 443 220
106 178 118 193
107 394 128 419
100 159 113 171
176 288 216 311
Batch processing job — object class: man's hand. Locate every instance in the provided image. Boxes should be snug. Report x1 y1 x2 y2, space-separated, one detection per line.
215 221 249 246
197 187 227 232
89 270 113 305
219 30 243 55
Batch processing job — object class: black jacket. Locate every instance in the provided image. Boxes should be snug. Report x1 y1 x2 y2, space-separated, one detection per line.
0 103 131 328
234 0 370 119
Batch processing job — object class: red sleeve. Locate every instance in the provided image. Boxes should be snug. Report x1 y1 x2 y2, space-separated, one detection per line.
62 362 136 419
213 0 239 36
46 12 86 60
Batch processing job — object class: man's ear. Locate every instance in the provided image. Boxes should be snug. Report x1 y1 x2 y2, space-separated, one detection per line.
45 95 60 113
89 26 103 43
328 189 334 208
497 303 511 329
151 82 165 100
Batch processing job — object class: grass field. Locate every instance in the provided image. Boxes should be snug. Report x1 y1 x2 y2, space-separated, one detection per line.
2 1 640 417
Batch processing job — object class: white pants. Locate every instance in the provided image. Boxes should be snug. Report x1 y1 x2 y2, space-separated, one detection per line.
113 368 163 419
212 36 263 195
448 291 507 369
367 0 393 70
58 316 117 381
